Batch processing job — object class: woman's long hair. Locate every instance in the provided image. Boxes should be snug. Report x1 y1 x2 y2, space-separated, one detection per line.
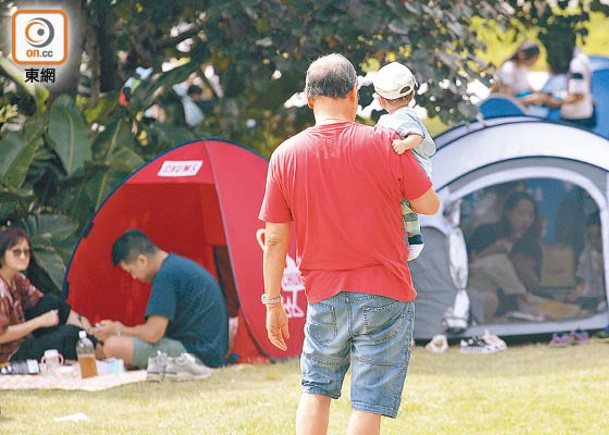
497 191 542 241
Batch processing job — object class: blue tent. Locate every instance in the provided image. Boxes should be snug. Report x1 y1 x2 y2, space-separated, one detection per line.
591 57 609 138
479 96 526 119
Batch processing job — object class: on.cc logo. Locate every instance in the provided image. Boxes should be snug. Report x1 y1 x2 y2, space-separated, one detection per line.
24 17 55 48
12 10 67 65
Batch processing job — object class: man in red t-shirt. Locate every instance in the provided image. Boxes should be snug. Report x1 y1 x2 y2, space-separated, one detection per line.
259 53 439 434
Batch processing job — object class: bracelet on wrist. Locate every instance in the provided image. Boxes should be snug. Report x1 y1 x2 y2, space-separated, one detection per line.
261 294 282 305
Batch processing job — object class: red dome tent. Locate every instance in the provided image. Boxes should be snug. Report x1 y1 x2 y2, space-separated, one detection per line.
62 139 307 362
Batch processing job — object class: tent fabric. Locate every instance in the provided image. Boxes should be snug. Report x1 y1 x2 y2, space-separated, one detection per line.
63 139 307 362
592 68 609 139
479 96 527 119
413 118 609 340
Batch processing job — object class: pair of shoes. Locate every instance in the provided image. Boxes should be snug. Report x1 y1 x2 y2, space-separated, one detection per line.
425 334 448 353
549 332 570 347
147 351 170 382
482 329 507 351
459 337 500 354
146 351 212 382
549 330 590 347
570 329 589 345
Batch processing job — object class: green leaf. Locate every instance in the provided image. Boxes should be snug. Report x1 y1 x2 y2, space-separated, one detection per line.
18 213 78 293
93 147 144 209
83 91 120 124
0 129 41 189
47 95 93 176
31 249 67 293
148 123 195 148
130 61 202 111
0 56 49 112
26 213 78 243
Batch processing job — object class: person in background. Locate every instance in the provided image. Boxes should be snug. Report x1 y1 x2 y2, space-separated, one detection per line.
565 212 605 311
0 227 94 364
493 41 541 104
526 46 571 119
541 45 595 129
182 84 206 128
259 53 439 435
468 238 543 323
373 62 436 261
94 229 228 378
468 191 543 276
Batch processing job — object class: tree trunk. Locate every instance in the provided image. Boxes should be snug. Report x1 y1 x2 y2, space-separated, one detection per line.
94 1 120 92
47 0 86 98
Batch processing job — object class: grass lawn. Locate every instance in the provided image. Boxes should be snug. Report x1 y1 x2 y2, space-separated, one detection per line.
1 339 608 434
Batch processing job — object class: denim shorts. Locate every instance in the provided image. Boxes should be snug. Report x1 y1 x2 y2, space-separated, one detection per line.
301 292 415 418
132 337 188 369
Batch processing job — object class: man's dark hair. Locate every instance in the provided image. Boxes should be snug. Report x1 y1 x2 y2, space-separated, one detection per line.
187 84 203 97
111 229 159 267
305 53 357 99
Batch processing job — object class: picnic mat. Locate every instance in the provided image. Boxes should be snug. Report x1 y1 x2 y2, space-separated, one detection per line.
0 370 147 391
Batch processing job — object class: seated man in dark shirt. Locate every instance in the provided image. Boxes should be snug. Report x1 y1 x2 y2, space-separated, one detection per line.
94 229 228 375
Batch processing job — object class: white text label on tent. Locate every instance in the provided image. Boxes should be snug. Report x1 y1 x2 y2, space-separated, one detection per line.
157 160 203 177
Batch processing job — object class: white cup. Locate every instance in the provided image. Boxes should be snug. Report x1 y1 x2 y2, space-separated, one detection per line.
40 349 64 376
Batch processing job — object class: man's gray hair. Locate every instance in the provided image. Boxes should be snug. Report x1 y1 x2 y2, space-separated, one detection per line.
305 53 357 99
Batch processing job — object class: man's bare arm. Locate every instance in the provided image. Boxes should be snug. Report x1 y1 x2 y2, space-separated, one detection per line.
409 186 440 215
263 222 291 351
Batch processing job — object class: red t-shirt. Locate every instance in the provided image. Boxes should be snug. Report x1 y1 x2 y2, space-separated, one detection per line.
259 121 432 303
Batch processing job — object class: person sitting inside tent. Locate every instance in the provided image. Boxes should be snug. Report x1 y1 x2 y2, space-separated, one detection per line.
93 229 228 376
0 227 95 364
565 212 606 312
468 190 542 272
468 238 544 323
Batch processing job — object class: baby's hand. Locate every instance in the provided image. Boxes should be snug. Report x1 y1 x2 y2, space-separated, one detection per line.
392 139 408 155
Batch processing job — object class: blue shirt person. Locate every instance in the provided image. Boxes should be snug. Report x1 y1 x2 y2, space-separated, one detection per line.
94 229 228 369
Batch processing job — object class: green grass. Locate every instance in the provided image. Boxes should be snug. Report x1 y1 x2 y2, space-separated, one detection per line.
2 339 608 434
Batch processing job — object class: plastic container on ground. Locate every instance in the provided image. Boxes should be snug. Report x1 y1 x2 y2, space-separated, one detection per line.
76 330 98 378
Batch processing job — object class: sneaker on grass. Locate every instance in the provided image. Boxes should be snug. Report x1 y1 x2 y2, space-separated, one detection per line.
147 351 170 382
570 329 589 345
459 337 499 354
164 353 212 381
425 334 449 353
481 329 507 351
549 332 570 347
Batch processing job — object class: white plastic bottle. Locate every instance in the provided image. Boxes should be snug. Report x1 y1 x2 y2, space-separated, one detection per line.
76 330 98 378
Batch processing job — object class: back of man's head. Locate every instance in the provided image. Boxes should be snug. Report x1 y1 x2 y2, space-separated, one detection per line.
305 53 357 100
111 229 159 266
